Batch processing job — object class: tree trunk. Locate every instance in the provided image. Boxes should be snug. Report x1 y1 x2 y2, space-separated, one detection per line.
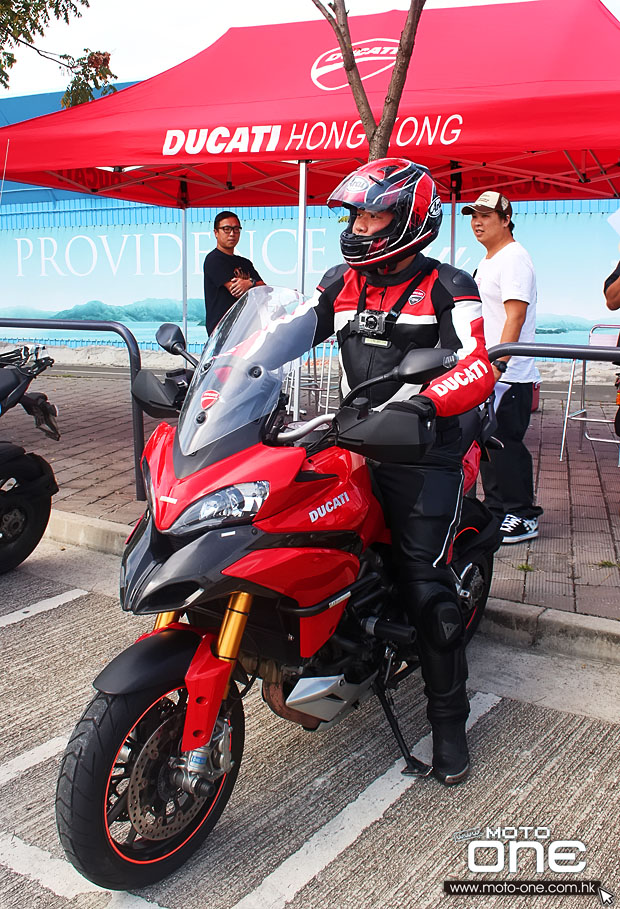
311 0 426 160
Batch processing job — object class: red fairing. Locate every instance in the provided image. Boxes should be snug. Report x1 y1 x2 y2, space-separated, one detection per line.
142 424 307 531
222 548 359 657
255 446 386 546
462 441 482 495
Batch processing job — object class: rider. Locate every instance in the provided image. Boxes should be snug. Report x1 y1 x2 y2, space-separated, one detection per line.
313 158 496 785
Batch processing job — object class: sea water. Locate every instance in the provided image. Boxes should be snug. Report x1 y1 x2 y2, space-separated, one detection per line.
0 321 208 352
0 324 608 358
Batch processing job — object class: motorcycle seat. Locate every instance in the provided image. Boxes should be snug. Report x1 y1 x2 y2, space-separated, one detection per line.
0 368 23 403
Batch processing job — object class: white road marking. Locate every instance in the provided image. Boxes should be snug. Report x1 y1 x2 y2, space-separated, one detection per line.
0 832 168 906
0 735 68 787
107 893 169 908
231 691 501 909
0 588 87 628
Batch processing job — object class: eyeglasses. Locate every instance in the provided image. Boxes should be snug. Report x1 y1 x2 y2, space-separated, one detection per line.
216 225 242 234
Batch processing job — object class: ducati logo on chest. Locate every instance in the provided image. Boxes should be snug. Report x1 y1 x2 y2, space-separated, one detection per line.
408 290 426 306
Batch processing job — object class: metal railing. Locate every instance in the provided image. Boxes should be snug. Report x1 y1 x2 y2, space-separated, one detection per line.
0 319 145 500
488 341 620 364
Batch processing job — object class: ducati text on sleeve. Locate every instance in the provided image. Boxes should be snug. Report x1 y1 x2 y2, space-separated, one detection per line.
309 491 350 523
431 359 490 397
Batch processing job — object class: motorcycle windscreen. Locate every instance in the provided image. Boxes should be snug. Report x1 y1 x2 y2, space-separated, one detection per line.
176 286 319 457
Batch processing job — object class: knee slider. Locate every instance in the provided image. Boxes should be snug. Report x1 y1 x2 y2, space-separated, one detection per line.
423 599 464 651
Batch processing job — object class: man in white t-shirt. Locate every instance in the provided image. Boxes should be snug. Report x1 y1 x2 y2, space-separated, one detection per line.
463 191 543 544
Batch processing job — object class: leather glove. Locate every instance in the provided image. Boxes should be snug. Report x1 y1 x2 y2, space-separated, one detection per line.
385 395 436 421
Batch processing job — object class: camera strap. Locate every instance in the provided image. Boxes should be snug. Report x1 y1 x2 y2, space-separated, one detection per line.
338 259 436 347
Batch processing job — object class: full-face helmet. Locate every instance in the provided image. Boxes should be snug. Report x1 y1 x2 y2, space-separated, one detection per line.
327 158 442 270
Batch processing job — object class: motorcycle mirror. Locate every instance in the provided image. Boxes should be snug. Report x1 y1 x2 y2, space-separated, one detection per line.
397 348 458 384
156 323 199 367
156 323 187 355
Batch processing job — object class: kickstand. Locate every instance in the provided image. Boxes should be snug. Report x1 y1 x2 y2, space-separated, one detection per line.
374 682 432 777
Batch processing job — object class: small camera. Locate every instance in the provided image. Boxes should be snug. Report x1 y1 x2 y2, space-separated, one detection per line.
358 310 387 336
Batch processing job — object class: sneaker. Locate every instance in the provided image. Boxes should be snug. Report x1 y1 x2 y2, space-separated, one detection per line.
500 514 539 544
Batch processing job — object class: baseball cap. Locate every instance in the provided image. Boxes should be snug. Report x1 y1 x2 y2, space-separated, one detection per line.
462 191 513 218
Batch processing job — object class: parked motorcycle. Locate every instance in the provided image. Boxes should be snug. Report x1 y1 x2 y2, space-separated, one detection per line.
55 287 500 890
0 346 60 574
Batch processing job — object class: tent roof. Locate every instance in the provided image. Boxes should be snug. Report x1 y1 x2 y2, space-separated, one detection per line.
1 0 619 207
0 83 134 203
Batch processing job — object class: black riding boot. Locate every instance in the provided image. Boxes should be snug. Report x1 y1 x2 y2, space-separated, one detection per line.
424 669 470 785
404 580 471 785
427 677 470 786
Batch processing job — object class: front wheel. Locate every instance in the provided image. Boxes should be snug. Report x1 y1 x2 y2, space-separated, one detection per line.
55 682 244 890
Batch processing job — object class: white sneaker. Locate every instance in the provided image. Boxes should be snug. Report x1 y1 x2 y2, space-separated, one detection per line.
500 514 539 544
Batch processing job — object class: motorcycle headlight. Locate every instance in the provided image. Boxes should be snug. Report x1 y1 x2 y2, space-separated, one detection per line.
166 481 270 536
141 457 155 515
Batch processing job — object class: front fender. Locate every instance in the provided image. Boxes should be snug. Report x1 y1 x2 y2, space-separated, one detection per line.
93 627 202 694
93 625 245 753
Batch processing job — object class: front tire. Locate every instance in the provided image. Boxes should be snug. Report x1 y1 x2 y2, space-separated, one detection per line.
56 682 244 890
0 489 51 574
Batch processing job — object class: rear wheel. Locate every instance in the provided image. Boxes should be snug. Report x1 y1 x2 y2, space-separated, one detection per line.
453 552 493 643
0 488 51 574
56 682 244 890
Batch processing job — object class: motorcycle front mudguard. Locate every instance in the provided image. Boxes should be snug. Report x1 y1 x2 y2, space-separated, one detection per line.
93 625 247 752
93 626 202 693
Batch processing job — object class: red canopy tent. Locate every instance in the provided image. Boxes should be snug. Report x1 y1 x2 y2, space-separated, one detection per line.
1 0 620 207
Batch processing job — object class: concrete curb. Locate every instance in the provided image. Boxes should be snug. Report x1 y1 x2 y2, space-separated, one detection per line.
481 597 620 665
44 510 620 665
45 509 130 556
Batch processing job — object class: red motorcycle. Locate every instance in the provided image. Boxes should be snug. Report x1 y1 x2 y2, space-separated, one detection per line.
56 286 500 890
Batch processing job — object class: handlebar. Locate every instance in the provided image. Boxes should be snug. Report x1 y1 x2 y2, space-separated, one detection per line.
0 345 54 376
275 413 335 442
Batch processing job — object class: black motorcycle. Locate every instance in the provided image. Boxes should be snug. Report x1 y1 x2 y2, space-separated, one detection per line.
0 346 60 574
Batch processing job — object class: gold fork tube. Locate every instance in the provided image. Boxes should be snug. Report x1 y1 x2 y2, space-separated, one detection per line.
153 610 182 631
215 592 253 664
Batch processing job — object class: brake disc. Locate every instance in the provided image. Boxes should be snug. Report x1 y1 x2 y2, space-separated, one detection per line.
127 713 207 840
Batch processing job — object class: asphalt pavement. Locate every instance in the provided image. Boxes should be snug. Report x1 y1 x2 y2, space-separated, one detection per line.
0 539 618 908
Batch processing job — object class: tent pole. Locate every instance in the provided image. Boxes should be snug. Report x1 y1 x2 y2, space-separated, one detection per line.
450 192 456 266
181 208 188 339
293 160 308 421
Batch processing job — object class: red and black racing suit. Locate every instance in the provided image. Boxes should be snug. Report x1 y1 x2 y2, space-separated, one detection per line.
313 254 495 728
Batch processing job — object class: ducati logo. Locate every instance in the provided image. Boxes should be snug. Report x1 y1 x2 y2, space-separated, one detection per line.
311 39 399 91
308 491 350 523
200 390 220 410
408 291 426 305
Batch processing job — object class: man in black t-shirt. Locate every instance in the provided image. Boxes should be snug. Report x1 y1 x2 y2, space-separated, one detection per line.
604 260 620 311
203 211 264 335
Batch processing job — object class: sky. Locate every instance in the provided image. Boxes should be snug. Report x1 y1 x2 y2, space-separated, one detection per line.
4 0 619 98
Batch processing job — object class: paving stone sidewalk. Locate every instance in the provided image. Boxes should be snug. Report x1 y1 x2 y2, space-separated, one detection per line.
3 368 620 622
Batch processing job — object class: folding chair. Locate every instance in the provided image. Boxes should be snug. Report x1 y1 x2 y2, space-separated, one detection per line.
559 323 620 463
